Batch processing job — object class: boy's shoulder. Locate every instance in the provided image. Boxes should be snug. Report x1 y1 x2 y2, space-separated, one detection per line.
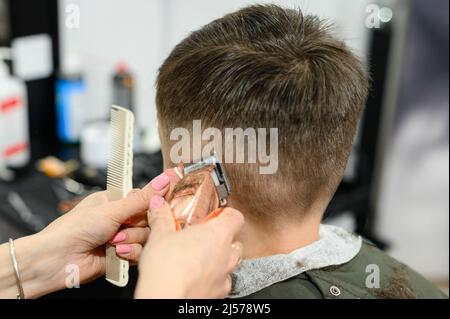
244 241 447 299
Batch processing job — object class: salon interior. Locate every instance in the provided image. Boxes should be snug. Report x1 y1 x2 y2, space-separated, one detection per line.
0 0 448 297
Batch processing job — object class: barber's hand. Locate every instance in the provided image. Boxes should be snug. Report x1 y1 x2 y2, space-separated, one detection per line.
10 171 173 298
135 196 244 299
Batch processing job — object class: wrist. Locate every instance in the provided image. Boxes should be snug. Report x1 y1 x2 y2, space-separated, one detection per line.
11 233 67 298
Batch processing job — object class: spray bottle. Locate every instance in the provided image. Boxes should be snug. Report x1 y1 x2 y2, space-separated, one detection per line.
0 48 30 168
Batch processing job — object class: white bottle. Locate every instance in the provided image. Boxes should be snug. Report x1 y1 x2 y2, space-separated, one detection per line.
0 59 30 167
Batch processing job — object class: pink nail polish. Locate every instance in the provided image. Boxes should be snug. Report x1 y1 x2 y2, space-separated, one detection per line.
116 244 132 254
111 231 126 244
150 172 170 191
150 195 165 210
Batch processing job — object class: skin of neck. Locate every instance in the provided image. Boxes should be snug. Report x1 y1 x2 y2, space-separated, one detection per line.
230 200 324 259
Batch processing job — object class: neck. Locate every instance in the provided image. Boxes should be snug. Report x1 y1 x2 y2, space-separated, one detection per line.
235 212 322 259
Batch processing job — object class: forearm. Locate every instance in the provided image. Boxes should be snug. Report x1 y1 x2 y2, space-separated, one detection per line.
0 234 66 299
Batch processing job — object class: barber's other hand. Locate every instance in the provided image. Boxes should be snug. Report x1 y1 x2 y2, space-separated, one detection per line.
135 196 244 299
16 172 172 298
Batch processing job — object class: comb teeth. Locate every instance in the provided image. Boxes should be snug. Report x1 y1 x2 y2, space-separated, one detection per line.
106 105 134 200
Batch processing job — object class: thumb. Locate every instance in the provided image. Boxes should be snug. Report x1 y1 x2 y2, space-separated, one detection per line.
206 207 245 241
99 171 171 224
147 195 177 237
100 187 168 225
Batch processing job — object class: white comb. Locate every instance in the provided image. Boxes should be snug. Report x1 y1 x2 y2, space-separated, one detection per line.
105 105 134 287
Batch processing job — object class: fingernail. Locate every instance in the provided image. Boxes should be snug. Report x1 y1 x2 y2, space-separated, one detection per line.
116 244 132 254
150 195 165 210
150 172 170 191
111 231 126 244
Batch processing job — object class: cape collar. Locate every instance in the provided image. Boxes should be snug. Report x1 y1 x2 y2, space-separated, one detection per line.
230 224 362 298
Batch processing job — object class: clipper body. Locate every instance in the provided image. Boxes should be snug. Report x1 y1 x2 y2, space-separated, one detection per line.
168 156 231 229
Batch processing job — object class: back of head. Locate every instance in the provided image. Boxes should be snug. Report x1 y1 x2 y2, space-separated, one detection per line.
156 4 369 221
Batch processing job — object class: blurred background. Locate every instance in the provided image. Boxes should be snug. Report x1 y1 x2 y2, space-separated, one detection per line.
0 0 448 297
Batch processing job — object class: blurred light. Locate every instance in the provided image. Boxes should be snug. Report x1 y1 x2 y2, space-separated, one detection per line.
379 7 393 23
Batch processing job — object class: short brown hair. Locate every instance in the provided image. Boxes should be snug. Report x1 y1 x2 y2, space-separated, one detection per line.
156 4 368 219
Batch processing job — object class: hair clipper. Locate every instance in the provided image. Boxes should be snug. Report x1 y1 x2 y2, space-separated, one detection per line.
168 156 231 230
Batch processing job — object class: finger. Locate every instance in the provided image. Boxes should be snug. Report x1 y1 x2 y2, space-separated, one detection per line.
148 195 177 237
206 207 245 241
143 168 180 196
123 171 180 225
223 274 233 298
111 227 150 245
158 167 182 200
124 217 148 227
102 172 171 224
115 243 143 263
123 211 148 227
227 241 244 272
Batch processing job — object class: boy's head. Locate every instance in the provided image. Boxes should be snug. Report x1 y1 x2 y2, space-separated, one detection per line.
156 4 368 221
